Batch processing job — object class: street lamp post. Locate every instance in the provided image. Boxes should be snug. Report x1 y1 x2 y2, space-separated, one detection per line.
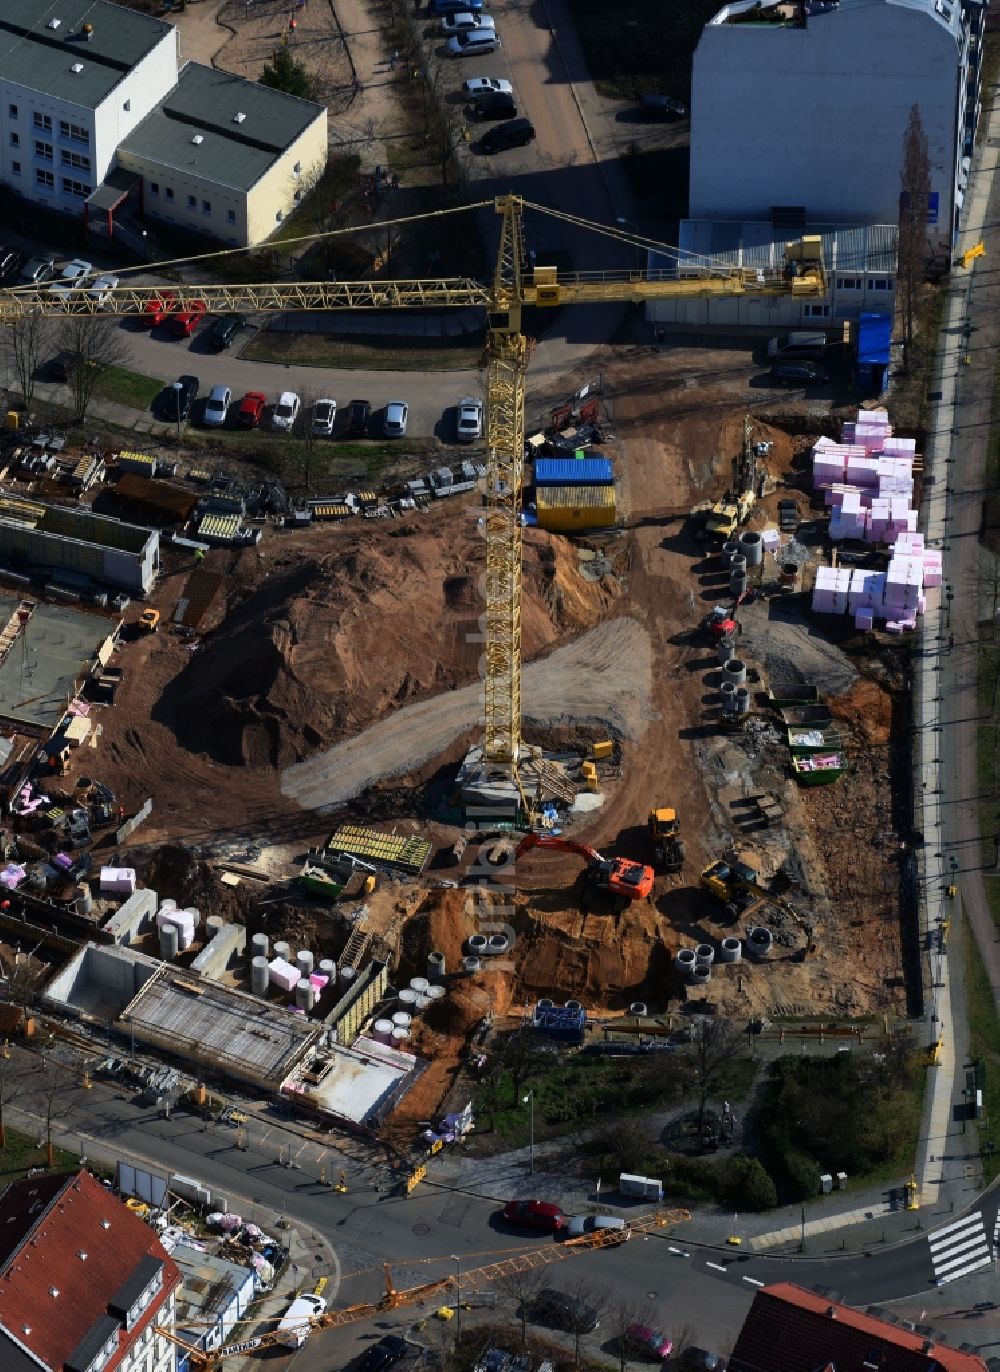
172 382 183 442
450 1254 461 1345
946 584 954 629
523 1091 534 1175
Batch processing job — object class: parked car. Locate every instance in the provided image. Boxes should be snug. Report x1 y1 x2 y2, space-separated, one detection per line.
48 351 83 383
202 384 232 426
272 390 301 431
171 300 207 337
384 400 408 437
448 26 500 56
625 1323 673 1360
462 76 512 97
19 255 55 285
143 291 177 326
0 247 24 283
503 1199 565 1232
238 391 266 428
311 398 337 436
769 361 827 386
358 1336 410 1372
562 1214 630 1244
86 274 120 307
469 91 516 120
765 331 828 360
345 398 371 437
529 1288 600 1333
431 0 483 12
207 313 246 350
456 396 483 442
639 93 686 121
442 10 493 33
48 258 93 298
480 117 535 153
167 374 200 421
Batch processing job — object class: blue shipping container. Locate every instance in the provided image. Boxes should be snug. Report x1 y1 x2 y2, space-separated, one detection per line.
534 456 614 487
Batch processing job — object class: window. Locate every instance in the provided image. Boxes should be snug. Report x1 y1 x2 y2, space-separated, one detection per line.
804 303 830 318
837 275 861 291
293 160 301 175
276 209 283 222
227 209 236 224
35 169 54 189
58 120 89 144
34 141 52 161
867 276 891 291
61 150 90 171
62 177 91 198
7 104 16 119
150 181 159 195
8 133 17 148
33 113 52 132
11 162 20 176
202 199 211 215
187 194 196 209
165 187 174 201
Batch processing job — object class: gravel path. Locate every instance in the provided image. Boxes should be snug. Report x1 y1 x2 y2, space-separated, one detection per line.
281 616 652 809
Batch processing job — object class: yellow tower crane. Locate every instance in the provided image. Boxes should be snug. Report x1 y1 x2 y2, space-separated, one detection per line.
0 195 825 799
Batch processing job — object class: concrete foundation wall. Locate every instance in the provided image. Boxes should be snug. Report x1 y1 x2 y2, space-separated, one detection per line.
103 888 158 946
190 923 246 979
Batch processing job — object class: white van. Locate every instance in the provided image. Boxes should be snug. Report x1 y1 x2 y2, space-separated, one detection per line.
766 331 828 360
278 1293 327 1349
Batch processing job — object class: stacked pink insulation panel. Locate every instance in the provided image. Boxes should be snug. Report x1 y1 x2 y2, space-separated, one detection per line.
813 413 918 545
812 531 939 631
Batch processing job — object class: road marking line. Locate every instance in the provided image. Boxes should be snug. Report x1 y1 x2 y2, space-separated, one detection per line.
937 1255 994 1285
931 1232 989 1263
742 1277 765 1287
668 1247 690 1258
928 1218 984 1250
705 1262 727 1272
934 1242 991 1276
929 1212 985 1242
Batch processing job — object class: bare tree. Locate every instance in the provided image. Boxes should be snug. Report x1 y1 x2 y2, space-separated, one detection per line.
0 1054 34 1148
497 1265 548 1345
559 1275 608 1369
24 1058 84 1167
669 1322 699 1368
898 104 931 366
501 1029 545 1101
684 1017 744 1136
608 1296 646 1372
2 310 50 406
53 314 131 421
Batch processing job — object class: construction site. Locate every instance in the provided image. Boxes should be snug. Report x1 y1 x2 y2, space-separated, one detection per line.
0 202 916 1147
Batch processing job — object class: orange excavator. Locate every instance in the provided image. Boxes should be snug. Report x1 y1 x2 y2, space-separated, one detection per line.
514 832 655 903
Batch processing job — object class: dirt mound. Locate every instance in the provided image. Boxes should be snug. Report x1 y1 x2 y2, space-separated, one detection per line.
397 888 477 978
829 676 893 746
158 512 617 768
512 899 672 1006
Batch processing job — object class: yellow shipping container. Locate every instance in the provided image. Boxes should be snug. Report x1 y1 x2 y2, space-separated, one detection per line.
536 483 616 532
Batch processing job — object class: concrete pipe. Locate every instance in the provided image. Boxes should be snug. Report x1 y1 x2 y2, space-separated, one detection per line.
252 933 270 959
695 942 715 966
159 923 179 961
747 926 774 960
730 573 748 599
538 997 554 1009
629 1002 648 1017
158 899 177 915
319 958 336 983
392 1011 413 1029
675 948 697 974
295 979 316 1013
723 658 748 688
251 956 269 996
735 687 751 716
486 933 510 956
372 1018 393 1044
739 531 763 567
689 963 712 985
427 950 446 979
565 999 582 1011
467 933 488 955
409 976 430 994
398 988 417 1008
338 964 356 987
720 937 742 963
720 542 739 568
780 561 799 585
730 554 747 576
426 985 446 1002
463 956 481 973
720 681 738 714
717 637 736 666
296 950 314 978
273 940 291 963
205 915 224 937
76 884 93 915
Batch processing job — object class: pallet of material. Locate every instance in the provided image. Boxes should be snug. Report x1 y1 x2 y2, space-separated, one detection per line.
311 504 354 521
326 825 431 874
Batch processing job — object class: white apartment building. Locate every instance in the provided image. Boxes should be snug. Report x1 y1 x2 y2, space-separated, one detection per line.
0 0 177 219
689 0 985 249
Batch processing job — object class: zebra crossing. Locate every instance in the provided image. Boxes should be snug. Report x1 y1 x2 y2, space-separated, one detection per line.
928 1211 993 1286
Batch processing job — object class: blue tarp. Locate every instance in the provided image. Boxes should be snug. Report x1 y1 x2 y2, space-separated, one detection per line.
534 456 614 487
857 311 891 365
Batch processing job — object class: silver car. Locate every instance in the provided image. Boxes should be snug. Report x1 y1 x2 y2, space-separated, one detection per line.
448 27 500 56
202 384 231 427
311 398 336 436
384 401 408 437
563 1214 630 1243
456 396 483 442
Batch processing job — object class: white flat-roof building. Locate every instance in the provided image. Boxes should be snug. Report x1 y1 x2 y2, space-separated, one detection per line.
0 0 177 217
689 0 985 248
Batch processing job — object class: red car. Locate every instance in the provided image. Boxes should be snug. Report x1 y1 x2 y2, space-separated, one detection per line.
143 291 176 327
503 1199 565 1232
237 391 266 428
171 299 207 337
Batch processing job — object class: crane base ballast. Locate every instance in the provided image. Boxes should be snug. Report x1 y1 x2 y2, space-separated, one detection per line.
456 744 525 815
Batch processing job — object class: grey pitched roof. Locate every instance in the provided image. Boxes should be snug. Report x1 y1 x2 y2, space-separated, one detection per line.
118 61 325 193
0 0 172 110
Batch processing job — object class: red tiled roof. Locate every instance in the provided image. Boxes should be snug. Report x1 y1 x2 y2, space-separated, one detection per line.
731 1286 988 1372
0 1169 180 1371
